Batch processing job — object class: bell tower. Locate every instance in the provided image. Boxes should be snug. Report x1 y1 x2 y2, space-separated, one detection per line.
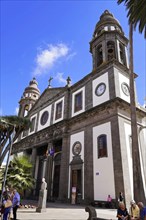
18 78 40 117
90 10 129 70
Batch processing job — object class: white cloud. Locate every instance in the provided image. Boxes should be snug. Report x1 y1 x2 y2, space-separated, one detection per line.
54 72 67 85
33 43 70 76
66 52 77 61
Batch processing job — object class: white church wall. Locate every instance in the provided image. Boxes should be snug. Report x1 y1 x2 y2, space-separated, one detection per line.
118 117 133 207
92 122 115 201
37 105 52 131
138 123 146 198
92 72 109 107
69 131 84 162
119 117 146 203
114 69 130 103
68 131 84 199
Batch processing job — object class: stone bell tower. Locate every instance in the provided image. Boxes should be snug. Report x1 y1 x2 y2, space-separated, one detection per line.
18 78 40 117
90 10 129 70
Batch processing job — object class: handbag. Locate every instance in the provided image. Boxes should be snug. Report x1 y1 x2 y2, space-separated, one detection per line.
4 200 12 208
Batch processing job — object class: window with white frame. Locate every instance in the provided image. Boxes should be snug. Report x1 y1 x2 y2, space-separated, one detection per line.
55 101 63 120
74 91 82 113
30 117 36 133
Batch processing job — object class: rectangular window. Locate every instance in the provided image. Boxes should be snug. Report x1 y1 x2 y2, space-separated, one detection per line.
74 91 82 112
30 117 36 133
55 101 63 120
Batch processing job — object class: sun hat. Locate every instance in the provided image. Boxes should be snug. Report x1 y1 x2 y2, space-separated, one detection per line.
130 200 136 205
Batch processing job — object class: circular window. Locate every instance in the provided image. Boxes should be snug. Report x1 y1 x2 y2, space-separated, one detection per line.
95 83 106 96
40 111 49 126
72 141 82 156
121 82 130 96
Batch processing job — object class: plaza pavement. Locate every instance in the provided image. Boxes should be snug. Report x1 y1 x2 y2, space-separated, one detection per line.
17 200 117 220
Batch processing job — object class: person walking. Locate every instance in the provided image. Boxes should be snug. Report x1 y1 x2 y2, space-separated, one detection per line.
129 200 139 220
12 189 20 220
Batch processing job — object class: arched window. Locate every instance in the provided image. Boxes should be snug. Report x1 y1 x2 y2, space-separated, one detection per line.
97 44 103 66
24 104 29 117
97 134 108 158
119 43 126 65
107 41 115 61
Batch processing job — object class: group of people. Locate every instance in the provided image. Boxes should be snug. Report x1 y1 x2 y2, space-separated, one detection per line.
1 186 20 220
117 192 146 220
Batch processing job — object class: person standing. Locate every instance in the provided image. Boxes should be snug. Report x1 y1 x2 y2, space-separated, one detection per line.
107 195 112 208
137 202 146 220
129 200 139 220
12 189 20 220
118 192 124 203
2 195 12 220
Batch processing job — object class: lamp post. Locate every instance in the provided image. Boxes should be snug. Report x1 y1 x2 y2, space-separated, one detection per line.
0 120 15 202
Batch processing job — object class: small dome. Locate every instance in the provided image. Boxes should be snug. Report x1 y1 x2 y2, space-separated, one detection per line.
29 77 38 88
93 10 124 37
25 78 40 92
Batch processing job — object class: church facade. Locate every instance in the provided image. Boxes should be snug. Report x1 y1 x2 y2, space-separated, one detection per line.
13 10 146 205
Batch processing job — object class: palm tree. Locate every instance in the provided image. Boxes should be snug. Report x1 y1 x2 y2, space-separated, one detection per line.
0 115 31 166
118 0 146 38
117 0 146 203
0 155 35 196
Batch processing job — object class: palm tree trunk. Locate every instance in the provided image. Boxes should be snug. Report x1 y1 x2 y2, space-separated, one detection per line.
129 23 145 203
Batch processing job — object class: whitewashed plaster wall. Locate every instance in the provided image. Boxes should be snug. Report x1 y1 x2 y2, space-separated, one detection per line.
68 131 84 199
92 122 115 200
92 72 109 107
37 105 52 131
114 69 130 103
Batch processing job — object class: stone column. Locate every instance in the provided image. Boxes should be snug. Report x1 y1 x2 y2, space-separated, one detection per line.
116 39 121 63
31 148 37 197
59 134 70 201
31 148 37 176
125 46 129 68
102 41 106 62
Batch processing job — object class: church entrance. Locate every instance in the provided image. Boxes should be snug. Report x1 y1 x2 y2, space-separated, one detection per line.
71 169 82 204
72 169 82 193
53 164 60 198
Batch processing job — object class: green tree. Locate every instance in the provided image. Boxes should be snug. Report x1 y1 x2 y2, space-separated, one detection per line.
0 115 31 166
117 0 146 203
0 155 35 195
118 0 146 38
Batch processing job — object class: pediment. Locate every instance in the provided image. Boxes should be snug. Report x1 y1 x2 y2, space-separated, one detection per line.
29 87 64 114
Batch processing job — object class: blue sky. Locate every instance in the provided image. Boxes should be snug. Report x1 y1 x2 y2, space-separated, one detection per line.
1 0 146 116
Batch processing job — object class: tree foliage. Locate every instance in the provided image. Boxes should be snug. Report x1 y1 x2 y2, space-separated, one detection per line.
117 0 146 38
0 116 31 166
0 155 35 194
